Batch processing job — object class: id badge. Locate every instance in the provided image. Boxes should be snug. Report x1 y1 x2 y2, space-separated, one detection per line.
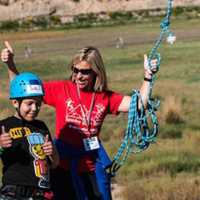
83 136 100 151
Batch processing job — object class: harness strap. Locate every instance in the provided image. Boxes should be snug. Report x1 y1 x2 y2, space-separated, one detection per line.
54 139 96 200
54 139 112 200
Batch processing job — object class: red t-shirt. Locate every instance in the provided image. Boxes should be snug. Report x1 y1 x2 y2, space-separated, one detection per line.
43 80 123 172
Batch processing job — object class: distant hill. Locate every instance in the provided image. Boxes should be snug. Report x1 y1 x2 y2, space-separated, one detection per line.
0 0 200 22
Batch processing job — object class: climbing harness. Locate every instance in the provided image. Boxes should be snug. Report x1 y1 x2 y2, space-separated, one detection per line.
110 0 175 177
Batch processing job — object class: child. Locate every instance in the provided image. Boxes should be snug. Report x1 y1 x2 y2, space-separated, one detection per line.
0 72 59 200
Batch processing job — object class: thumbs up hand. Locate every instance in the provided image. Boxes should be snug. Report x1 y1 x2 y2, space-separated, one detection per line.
0 126 12 148
144 54 158 80
42 134 60 168
42 135 53 156
1 41 15 67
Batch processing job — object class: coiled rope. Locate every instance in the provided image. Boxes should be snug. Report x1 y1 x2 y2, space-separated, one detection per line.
110 0 174 177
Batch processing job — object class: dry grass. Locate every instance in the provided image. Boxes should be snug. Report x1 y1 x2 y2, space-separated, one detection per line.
162 95 183 124
125 174 200 200
0 108 12 120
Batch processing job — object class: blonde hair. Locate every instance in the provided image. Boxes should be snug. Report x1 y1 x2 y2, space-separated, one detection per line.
69 46 108 92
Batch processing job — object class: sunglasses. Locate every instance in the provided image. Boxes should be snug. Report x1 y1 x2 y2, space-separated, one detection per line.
72 67 93 75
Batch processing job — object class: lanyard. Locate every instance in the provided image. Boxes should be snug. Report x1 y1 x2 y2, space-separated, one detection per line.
76 85 95 132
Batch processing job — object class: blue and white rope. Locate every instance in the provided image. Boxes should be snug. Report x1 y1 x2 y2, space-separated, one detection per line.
110 0 174 176
110 91 158 176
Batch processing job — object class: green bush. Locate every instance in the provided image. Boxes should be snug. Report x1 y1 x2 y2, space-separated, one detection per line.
50 16 61 26
173 6 185 16
74 13 98 24
109 11 133 20
20 17 34 29
0 6 200 32
0 20 19 31
32 16 49 28
173 6 200 18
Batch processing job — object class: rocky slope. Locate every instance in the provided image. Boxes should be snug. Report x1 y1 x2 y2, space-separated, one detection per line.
0 0 200 22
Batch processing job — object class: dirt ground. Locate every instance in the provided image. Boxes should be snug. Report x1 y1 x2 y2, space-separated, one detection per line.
112 183 126 200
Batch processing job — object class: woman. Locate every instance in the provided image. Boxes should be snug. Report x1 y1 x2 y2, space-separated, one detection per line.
1 42 157 200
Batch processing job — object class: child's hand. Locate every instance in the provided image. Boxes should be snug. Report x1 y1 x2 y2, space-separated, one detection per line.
42 135 53 156
43 135 59 168
0 126 12 148
1 41 14 66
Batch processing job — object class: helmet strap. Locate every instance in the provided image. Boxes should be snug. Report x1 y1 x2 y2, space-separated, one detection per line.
15 99 26 121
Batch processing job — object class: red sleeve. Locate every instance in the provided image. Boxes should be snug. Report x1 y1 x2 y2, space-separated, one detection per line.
43 80 66 107
107 91 124 115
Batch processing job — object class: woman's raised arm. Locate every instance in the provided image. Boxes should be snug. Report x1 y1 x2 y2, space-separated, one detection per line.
1 41 19 81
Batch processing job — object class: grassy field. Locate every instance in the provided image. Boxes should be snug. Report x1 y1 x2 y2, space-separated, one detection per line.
0 18 200 199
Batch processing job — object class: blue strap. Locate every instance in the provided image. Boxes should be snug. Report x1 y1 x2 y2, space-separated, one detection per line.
54 139 112 200
54 139 89 200
70 159 88 200
96 159 112 200
96 143 112 200
97 142 112 169
54 139 90 159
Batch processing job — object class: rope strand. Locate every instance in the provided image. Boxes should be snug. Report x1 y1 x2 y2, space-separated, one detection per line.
110 0 174 177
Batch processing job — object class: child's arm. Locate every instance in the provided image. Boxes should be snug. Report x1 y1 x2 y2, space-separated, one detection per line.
1 41 19 81
42 135 59 169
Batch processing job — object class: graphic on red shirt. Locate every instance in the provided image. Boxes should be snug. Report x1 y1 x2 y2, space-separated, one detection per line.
65 98 106 137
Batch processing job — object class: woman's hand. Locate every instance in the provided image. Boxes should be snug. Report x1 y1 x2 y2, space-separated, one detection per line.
118 54 159 112
144 54 158 79
0 126 12 148
1 41 18 80
1 41 15 67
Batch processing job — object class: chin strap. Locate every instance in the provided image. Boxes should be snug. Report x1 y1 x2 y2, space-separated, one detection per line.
15 99 26 121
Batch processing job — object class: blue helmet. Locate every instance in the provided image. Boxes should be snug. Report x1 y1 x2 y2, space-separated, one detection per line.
10 72 44 99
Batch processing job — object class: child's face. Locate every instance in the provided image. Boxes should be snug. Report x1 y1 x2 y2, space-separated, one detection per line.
13 97 42 121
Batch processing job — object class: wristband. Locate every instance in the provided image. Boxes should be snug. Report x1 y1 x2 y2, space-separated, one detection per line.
144 77 152 82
